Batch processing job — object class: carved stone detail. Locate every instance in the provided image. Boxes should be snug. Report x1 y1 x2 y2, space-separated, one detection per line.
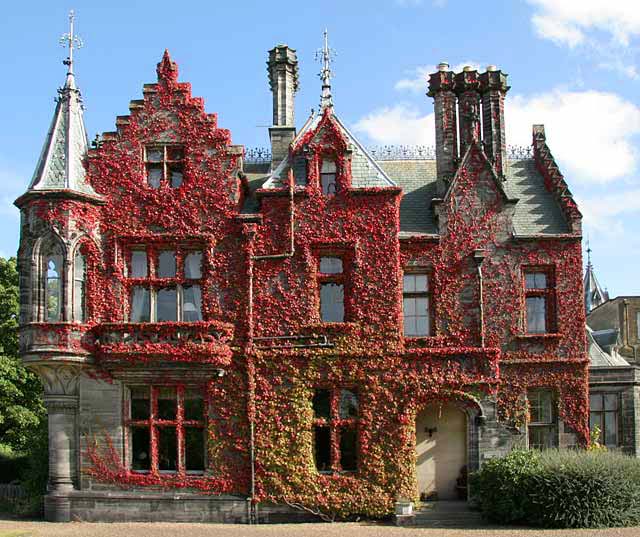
29 363 82 396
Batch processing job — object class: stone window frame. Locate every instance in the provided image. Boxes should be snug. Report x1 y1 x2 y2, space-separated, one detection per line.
402 269 434 338
144 144 185 189
125 384 207 475
125 244 203 323
312 387 359 474
526 388 558 449
72 247 87 323
589 392 619 449
522 265 557 335
320 158 338 195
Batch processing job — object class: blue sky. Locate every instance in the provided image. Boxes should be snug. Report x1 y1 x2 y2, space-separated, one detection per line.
1 0 639 296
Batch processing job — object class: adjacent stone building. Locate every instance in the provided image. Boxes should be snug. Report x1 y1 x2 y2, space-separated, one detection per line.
16 26 589 523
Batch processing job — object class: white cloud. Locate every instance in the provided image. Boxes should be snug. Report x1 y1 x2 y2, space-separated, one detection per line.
527 0 640 47
577 190 640 235
394 62 482 93
353 104 435 146
355 88 640 184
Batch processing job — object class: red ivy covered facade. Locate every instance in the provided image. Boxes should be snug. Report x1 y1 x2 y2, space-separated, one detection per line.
17 49 588 523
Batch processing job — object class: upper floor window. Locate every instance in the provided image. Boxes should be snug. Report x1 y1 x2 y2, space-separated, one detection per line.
312 388 358 472
45 247 64 322
524 268 555 334
73 250 86 323
403 272 431 337
144 145 184 189
128 247 203 323
128 385 205 474
590 393 618 448
527 389 556 449
320 159 337 195
319 256 344 322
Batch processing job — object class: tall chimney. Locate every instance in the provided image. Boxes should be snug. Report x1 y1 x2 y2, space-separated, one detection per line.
267 45 299 170
479 66 510 177
428 62 458 196
454 67 481 157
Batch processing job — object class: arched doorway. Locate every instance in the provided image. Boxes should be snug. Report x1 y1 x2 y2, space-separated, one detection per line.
415 403 467 501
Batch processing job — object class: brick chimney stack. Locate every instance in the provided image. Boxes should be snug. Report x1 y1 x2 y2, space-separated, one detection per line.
428 63 458 196
454 67 481 157
479 66 510 177
267 45 299 170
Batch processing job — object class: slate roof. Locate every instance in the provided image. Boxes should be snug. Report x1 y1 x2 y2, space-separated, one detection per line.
242 156 570 238
587 326 629 368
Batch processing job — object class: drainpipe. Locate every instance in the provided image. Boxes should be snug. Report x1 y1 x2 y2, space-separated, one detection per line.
245 169 296 523
473 250 486 348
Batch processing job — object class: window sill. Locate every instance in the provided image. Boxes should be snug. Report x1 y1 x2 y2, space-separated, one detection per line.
516 333 562 340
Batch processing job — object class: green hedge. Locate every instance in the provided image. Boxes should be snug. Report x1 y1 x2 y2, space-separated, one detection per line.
470 449 640 528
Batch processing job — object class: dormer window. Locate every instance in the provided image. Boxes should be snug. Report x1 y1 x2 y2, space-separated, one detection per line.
320 159 337 195
144 145 184 189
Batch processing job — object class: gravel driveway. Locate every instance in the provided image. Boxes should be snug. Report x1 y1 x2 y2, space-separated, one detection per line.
1 520 640 537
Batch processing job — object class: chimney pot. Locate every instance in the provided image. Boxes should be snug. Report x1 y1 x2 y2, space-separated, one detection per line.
463 65 473 72
437 62 449 72
486 65 498 72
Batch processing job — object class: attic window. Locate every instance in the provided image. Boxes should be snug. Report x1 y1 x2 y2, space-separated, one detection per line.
320 159 337 195
144 145 184 188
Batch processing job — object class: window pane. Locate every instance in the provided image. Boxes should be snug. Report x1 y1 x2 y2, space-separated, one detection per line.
167 146 184 161
130 250 147 278
314 426 331 472
73 281 85 322
157 387 177 420
156 287 177 322
46 255 63 322
146 148 163 162
182 285 202 322
590 394 603 411
604 412 617 447
131 427 151 471
604 394 618 411
292 155 307 185
313 389 331 420
404 317 417 337
321 174 337 195
184 389 204 421
158 427 177 471
147 165 162 188
130 286 150 322
74 251 86 280
416 316 429 336
589 413 601 441
131 387 150 420
339 427 358 471
319 257 343 274
403 275 415 293
525 272 547 289
321 160 337 173
169 165 183 188
414 274 428 292
415 297 428 315
529 426 553 450
157 251 176 278
185 427 205 472
339 389 358 419
526 297 546 333
403 297 416 316
184 251 202 279
530 390 552 423
320 283 344 322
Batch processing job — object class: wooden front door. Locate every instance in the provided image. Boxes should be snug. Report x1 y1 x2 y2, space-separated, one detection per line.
415 403 467 500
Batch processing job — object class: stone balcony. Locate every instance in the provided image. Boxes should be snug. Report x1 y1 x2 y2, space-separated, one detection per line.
94 321 234 367
19 323 94 363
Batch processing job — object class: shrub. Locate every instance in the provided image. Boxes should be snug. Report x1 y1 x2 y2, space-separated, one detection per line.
471 449 640 528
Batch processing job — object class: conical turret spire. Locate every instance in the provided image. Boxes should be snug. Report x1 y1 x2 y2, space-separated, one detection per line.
27 11 96 196
584 240 609 314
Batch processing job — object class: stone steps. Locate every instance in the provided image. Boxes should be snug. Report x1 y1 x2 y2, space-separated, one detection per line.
395 501 484 528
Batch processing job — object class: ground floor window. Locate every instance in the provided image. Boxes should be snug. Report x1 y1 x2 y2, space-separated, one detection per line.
590 392 619 448
527 389 557 449
312 388 358 472
127 385 206 474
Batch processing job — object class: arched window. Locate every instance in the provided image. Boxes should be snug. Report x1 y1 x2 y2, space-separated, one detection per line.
73 249 86 323
44 247 63 322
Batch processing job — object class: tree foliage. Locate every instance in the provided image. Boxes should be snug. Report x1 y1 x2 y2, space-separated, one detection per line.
0 257 45 452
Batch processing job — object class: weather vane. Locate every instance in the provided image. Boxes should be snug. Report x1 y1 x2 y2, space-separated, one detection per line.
59 10 83 75
315 29 336 110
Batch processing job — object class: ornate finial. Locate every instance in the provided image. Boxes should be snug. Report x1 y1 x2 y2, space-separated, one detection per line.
59 10 83 84
157 49 179 83
315 29 336 110
586 236 592 266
